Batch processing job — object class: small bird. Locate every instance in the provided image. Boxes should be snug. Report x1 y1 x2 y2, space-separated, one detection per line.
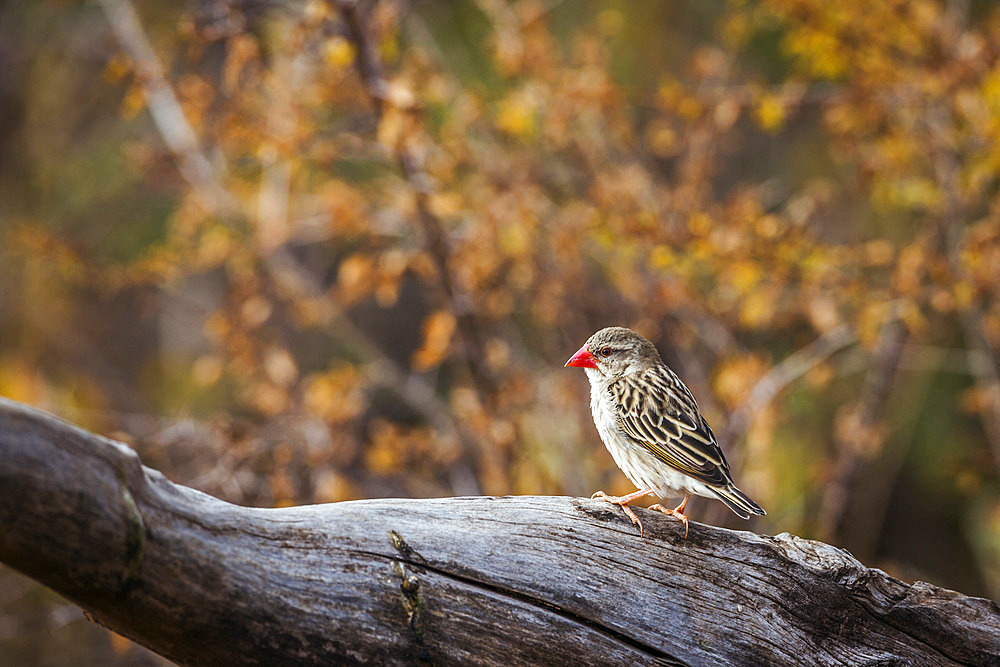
565 326 765 538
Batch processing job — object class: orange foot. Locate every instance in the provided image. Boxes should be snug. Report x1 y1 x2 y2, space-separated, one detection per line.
591 487 654 538
649 494 691 539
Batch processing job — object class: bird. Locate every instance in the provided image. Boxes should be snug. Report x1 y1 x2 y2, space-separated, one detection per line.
565 326 765 538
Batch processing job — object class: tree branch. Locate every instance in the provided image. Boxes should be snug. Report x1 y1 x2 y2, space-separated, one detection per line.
2 397 999 665
98 0 239 216
930 126 1000 480
817 310 908 542
336 0 498 404
263 248 483 495
97 1 483 493
722 323 858 448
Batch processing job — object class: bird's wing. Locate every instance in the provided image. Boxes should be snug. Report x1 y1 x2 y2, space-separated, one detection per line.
612 365 733 488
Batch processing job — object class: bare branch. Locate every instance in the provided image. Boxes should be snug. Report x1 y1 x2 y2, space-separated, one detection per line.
722 323 858 448
263 247 483 494
97 0 239 216
931 132 1000 480
96 0 483 492
335 0 498 405
2 396 999 665
817 310 907 542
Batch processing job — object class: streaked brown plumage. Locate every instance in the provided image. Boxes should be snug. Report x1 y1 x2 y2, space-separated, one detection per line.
565 326 765 537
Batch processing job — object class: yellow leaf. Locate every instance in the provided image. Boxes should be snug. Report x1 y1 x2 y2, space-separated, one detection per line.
322 36 355 69
805 362 834 389
250 382 289 416
412 310 457 370
714 355 768 409
498 220 529 256
223 34 259 93
102 53 131 83
646 119 679 158
714 97 741 130
729 261 762 294
739 290 774 328
385 80 416 109
264 347 298 387
807 296 841 332
496 91 537 138
428 191 463 217
314 469 355 502
305 364 365 422
864 239 895 266
596 8 624 36
754 94 785 132
120 84 146 120
241 295 272 328
337 254 375 304
303 0 331 22
755 214 783 238
376 107 408 147
198 226 233 267
688 212 712 235
649 244 675 269
192 355 223 386
856 300 889 347
677 96 703 120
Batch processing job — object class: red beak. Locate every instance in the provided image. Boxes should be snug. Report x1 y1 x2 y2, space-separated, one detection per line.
565 343 598 369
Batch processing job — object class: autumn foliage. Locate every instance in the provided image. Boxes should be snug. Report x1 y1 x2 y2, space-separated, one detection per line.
2 0 1000 660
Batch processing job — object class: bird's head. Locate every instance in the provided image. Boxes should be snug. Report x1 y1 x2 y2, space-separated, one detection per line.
564 326 662 381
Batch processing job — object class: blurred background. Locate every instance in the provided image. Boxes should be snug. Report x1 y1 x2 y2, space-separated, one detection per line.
2 0 1000 662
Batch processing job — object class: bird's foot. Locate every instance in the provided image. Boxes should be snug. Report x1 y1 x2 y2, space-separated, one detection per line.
591 488 654 538
649 494 691 539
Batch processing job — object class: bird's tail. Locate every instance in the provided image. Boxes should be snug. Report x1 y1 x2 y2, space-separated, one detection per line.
710 484 766 520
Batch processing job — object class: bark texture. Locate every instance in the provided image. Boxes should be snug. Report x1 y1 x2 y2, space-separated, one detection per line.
1 397 998 666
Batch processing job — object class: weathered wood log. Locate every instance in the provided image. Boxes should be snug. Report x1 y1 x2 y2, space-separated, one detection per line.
1 396 998 666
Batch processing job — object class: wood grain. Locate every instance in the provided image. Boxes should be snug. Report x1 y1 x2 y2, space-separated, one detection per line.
1 397 998 666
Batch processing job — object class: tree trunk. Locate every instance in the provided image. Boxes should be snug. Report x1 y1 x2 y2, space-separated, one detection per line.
0 397 998 666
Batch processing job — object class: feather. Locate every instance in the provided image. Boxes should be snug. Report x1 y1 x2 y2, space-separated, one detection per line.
710 485 766 518
612 365 732 489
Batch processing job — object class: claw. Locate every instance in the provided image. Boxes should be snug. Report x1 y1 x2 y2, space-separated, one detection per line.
649 494 691 539
590 487 654 538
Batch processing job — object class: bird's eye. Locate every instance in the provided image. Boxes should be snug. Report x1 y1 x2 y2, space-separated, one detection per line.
599 346 613 357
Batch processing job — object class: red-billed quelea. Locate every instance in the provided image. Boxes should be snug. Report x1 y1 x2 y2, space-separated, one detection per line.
565 326 765 538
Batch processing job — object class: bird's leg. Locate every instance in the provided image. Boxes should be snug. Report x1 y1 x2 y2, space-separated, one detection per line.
591 487 655 537
649 494 691 539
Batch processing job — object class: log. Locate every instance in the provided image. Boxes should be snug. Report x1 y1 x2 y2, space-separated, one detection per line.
1 396 998 666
